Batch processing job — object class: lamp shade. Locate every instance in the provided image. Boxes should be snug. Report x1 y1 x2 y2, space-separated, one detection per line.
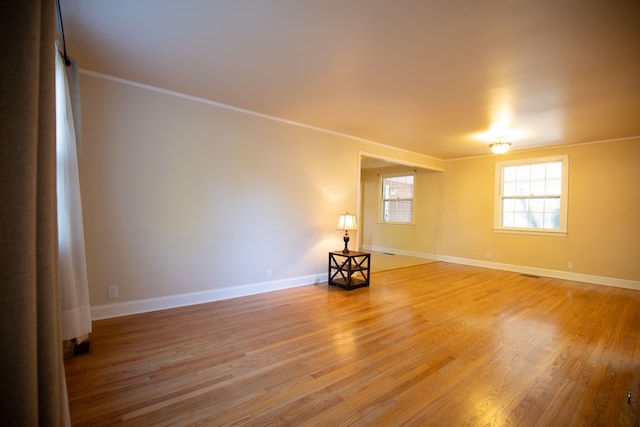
337 213 357 231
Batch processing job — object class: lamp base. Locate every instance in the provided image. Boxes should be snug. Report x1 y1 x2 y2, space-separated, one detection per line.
343 233 350 253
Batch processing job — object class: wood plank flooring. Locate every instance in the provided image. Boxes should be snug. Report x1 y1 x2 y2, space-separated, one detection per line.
64 262 640 426
368 251 434 272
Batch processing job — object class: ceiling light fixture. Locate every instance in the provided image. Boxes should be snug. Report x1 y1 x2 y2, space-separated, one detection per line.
489 137 511 154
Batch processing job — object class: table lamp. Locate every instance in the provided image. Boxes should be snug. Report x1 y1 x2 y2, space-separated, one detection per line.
337 212 357 253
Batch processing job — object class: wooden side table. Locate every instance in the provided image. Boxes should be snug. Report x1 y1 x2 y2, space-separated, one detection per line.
328 251 370 290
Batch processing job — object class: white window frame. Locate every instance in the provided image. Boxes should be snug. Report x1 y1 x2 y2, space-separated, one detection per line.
494 155 569 236
379 172 416 225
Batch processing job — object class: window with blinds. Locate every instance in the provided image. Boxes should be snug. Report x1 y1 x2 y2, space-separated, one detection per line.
380 174 414 224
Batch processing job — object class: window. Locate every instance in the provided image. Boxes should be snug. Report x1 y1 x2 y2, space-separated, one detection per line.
494 155 569 235
380 173 415 224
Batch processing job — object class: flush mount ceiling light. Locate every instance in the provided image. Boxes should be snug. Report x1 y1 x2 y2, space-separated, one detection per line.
489 137 512 154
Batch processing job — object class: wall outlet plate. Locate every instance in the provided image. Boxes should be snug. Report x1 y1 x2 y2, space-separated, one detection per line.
108 286 119 299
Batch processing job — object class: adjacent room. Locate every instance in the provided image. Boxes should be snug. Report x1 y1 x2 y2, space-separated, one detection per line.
2 1 639 425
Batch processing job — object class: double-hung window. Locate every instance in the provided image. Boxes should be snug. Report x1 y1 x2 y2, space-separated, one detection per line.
380 173 415 224
494 155 569 235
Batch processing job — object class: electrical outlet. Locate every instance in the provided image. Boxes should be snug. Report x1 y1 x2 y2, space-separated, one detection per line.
266 268 273 279
567 261 574 269
107 286 119 299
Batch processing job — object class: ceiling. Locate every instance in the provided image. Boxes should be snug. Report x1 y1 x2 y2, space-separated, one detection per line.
59 0 640 160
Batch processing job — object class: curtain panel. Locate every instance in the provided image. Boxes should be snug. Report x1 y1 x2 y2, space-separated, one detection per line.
56 51 92 343
0 0 71 425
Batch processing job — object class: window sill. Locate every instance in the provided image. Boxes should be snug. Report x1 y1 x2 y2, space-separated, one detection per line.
493 227 567 237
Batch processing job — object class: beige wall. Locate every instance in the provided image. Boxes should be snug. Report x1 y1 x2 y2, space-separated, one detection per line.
361 166 443 254
362 139 640 282
78 73 441 306
440 139 640 281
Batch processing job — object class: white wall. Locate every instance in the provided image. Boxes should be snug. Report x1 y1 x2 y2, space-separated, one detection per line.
78 73 442 317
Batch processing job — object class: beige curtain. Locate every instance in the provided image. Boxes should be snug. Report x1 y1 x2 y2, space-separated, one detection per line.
0 0 70 425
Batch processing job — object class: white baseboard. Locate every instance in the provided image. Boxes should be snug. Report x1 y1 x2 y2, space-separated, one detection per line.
363 244 640 291
91 273 327 321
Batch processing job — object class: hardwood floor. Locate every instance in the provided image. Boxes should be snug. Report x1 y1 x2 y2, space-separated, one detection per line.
368 251 434 272
64 262 640 426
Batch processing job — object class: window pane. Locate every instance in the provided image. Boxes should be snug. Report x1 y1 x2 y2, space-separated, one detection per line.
531 163 546 180
530 180 546 195
514 213 529 227
543 212 559 229
516 165 530 181
502 213 514 227
384 200 412 222
503 166 517 182
530 198 544 212
546 162 562 179
502 198 515 212
544 197 560 211
514 198 529 213
545 179 562 195
383 176 414 199
516 181 530 196
529 212 543 228
503 183 516 196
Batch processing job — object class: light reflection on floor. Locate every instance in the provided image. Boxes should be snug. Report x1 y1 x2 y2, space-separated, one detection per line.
368 250 436 273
